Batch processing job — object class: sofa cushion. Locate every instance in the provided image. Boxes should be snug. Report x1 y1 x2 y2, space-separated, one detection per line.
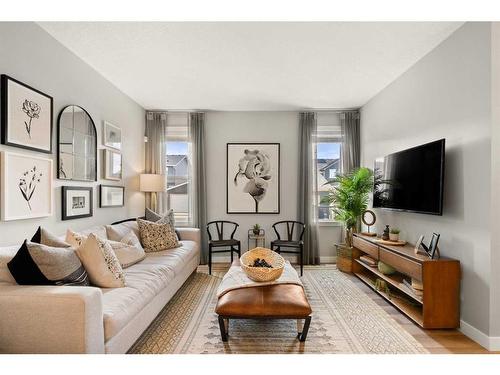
76 234 125 288
0 245 17 284
7 241 89 286
31 226 71 248
108 232 146 269
137 219 179 253
102 263 176 341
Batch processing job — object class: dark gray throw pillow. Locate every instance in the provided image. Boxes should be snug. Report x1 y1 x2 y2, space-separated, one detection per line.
145 208 180 240
7 240 89 286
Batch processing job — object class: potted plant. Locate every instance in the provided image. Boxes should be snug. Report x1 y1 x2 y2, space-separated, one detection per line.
389 228 400 242
322 167 374 273
252 224 261 235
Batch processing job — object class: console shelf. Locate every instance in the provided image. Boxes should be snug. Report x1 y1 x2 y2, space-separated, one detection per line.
352 233 461 329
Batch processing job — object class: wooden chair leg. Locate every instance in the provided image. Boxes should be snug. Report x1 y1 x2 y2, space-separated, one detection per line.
209 245 212 275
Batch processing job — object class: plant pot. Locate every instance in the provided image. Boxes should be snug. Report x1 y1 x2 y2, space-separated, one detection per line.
335 243 353 273
253 230 260 235
389 233 399 242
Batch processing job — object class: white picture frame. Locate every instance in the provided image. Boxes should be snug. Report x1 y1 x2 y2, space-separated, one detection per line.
1 151 53 221
103 121 122 150
99 185 125 208
103 149 122 181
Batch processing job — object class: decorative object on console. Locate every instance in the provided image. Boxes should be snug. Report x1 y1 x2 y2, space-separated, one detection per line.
322 167 374 273
389 228 400 242
61 186 93 220
103 121 122 150
378 261 396 275
359 255 377 267
375 238 407 246
1 151 52 221
140 174 166 212
382 224 390 240
99 185 125 208
57 105 97 181
414 233 441 259
7 239 89 286
361 209 377 236
104 149 122 180
227 143 280 214
1 75 53 153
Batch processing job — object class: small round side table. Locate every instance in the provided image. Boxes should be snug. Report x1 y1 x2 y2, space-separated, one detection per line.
247 229 266 250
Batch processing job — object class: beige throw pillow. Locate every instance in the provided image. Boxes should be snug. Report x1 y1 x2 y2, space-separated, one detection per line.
137 219 179 253
76 234 125 288
108 231 146 268
65 229 89 248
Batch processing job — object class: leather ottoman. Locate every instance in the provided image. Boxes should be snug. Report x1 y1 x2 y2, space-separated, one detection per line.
215 261 312 342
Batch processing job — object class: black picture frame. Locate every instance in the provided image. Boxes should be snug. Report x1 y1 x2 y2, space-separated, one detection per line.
99 185 125 208
1 74 53 154
428 232 441 259
61 186 93 220
226 142 280 214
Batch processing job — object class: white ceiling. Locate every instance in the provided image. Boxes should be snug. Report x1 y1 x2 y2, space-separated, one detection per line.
39 22 463 111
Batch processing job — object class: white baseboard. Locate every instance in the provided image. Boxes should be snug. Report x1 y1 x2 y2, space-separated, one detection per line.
460 320 500 351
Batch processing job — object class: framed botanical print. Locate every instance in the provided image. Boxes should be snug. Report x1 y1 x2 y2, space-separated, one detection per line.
1 75 53 153
1 151 53 221
62 186 93 220
99 185 125 208
103 121 122 150
103 149 122 180
226 143 280 214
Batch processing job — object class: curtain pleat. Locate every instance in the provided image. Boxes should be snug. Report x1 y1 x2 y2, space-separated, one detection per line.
145 112 167 213
189 112 208 264
341 112 360 174
298 112 321 265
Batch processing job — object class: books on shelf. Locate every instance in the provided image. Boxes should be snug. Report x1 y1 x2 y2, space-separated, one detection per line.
401 279 423 298
359 255 377 267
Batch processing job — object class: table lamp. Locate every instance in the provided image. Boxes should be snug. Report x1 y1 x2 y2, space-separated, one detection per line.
140 173 166 212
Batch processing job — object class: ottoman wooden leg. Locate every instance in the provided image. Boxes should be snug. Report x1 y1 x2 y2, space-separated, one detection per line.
218 316 228 342
298 316 311 342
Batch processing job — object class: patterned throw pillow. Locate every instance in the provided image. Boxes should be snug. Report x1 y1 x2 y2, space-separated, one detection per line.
76 234 125 288
65 229 89 248
7 240 89 286
137 219 179 253
108 231 146 268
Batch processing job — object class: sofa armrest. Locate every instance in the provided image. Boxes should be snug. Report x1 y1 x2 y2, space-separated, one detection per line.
0 285 104 354
176 227 201 244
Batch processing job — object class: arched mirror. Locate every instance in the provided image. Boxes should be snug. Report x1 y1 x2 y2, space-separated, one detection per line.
57 105 97 181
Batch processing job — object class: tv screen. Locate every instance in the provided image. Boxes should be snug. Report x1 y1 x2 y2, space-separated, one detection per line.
373 139 445 215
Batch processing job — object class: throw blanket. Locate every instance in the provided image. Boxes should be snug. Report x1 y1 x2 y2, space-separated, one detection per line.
216 261 303 298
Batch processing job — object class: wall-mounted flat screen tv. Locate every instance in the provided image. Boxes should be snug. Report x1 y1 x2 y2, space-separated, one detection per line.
373 139 445 215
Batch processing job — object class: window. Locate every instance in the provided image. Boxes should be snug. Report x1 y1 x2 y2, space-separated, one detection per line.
164 113 191 226
315 113 343 221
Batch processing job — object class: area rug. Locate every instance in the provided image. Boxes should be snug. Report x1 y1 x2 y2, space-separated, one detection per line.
128 265 428 354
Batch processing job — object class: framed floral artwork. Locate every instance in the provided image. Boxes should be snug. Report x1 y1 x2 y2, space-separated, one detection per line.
226 143 280 214
62 186 93 221
1 75 53 153
1 151 53 221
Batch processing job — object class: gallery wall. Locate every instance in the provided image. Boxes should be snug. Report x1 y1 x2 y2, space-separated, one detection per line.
360 23 493 345
0 22 145 245
205 111 340 262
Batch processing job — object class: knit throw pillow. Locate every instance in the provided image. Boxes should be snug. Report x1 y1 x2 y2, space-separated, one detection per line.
107 231 146 268
76 233 125 288
137 219 179 253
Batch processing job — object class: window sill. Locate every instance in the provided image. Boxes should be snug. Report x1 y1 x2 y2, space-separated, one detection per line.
318 221 342 227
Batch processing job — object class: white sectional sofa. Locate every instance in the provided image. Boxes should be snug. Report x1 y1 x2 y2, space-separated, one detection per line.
0 222 201 354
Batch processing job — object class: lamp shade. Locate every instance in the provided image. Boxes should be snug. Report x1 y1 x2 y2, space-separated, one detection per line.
140 174 166 192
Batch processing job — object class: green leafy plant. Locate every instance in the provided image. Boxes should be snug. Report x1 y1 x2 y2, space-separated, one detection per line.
252 223 261 234
322 167 374 248
390 228 400 234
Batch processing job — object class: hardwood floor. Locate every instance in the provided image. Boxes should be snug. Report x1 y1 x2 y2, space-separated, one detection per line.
208 262 494 354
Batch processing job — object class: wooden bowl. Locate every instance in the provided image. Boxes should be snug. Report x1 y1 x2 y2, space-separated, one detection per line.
240 247 285 282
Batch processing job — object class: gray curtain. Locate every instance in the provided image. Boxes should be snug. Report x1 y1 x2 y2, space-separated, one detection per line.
145 111 167 213
189 112 208 264
298 112 320 265
341 111 360 174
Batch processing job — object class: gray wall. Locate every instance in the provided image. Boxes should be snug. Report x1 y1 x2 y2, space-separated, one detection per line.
205 111 340 261
361 23 492 337
0 22 145 245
